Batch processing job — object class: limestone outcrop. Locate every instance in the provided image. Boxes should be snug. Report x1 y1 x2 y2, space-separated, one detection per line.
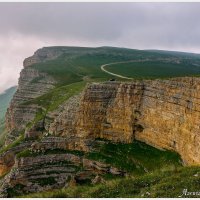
49 78 200 165
0 149 124 197
5 52 56 144
2 47 200 197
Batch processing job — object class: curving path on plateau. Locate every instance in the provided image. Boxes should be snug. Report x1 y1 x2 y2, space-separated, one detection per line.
100 58 177 80
101 61 134 80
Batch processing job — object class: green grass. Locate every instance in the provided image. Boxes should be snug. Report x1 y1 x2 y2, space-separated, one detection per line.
21 81 87 131
30 47 200 86
22 166 200 198
0 133 24 154
22 81 86 112
105 60 200 79
20 47 200 135
86 140 182 175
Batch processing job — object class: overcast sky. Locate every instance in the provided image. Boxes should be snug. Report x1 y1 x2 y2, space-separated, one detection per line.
1 2 200 93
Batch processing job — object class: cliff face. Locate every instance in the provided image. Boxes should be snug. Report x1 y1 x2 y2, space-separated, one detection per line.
49 78 200 165
5 49 57 143
2 47 200 197
136 78 200 165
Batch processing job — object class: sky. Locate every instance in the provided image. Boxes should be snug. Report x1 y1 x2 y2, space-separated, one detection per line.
1 2 200 93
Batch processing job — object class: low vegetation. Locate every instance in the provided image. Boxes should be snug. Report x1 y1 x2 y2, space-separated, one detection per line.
86 140 182 175
23 166 200 198
105 60 200 79
0 132 24 154
30 47 200 86
22 81 86 111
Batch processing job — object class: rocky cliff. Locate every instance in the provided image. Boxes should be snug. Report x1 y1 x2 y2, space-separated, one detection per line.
49 78 200 165
1 47 200 197
5 49 57 143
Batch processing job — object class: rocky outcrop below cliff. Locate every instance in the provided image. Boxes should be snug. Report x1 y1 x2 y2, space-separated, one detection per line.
0 137 124 197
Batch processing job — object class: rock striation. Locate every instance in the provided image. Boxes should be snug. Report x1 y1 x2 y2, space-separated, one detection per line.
49 78 200 165
3 47 200 196
5 51 56 143
0 148 124 197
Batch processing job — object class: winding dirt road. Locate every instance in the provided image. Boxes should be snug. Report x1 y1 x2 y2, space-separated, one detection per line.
100 61 135 80
100 58 173 80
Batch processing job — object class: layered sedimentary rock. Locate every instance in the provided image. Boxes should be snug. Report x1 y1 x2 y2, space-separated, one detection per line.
0 146 124 197
0 142 31 176
49 78 200 165
5 49 57 144
136 78 200 165
23 47 63 67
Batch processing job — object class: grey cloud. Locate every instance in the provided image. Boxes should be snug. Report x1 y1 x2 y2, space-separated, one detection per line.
0 3 199 45
1 3 200 92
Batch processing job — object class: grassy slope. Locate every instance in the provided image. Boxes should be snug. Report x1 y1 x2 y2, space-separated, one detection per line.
23 81 86 111
85 140 181 175
106 60 200 79
21 139 188 198
24 166 200 198
30 47 200 86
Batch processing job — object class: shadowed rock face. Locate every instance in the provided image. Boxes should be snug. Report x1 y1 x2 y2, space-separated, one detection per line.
49 78 200 165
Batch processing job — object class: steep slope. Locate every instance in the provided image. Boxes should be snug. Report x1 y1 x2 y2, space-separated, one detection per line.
1 46 200 197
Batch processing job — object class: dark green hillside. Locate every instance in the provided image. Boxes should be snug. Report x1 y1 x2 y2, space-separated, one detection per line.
85 140 181 175
105 60 200 79
24 166 200 198
30 46 200 86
